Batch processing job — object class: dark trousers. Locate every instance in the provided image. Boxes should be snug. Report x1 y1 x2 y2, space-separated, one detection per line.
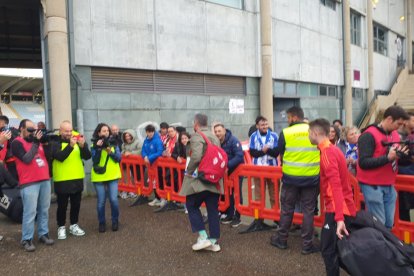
186 191 220 239
56 191 82 227
278 184 319 248
226 176 244 219
321 213 353 276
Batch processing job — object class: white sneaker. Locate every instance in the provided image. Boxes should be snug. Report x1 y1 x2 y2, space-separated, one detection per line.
192 237 212 251
57 226 67 240
120 192 128 199
205 243 221 252
69 224 85 236
159 199 167 208
148 198 161 207
128 192 138 199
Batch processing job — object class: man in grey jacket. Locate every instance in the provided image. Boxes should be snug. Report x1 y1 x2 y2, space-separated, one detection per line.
180 113 222 252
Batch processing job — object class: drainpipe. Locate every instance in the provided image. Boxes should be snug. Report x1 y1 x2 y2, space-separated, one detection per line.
367 0 374 103
343 0 353 126
67 0 84 135
408 0 413 72
259 0 274 127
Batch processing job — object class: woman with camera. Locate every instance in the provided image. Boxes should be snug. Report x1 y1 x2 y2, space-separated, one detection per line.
91 123 121 233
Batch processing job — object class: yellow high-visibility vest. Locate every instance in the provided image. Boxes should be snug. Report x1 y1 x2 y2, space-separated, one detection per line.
282 123 320 177
91 146 121 182
53 142 85 182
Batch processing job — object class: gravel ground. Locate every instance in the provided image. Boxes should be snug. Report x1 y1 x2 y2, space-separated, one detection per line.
0 196 329 276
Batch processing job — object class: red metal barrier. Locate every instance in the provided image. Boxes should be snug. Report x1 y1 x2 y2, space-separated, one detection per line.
152 157 231 212
118 155 153 197
393 175 414 243
232 164 325 227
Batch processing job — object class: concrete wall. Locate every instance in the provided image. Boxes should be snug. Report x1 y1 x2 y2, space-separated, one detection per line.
73 0 260 77
272 0 343 85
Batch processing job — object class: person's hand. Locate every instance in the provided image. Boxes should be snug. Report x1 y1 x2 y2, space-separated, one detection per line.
396 145 410 157
177 157 183 163
144 156 150 164
77 135 85 148
336 220 349 240
96 139 104 147
69 136 77 147
0 130 11 144
124 151 131 156
387 146 398 161
105 147 112 154
262 145 269 153
35 129 43 141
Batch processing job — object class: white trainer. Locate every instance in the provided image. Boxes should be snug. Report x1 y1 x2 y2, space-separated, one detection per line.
159 199 167 208
148 198 161 207
69 224 86 236
57 226 67 240
205 243 221 252
192 237 212 251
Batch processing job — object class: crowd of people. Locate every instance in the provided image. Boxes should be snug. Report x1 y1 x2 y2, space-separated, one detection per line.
0 105 413 275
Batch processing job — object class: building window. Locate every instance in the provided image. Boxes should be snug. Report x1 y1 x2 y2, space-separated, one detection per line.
273 81 297 97
373 24 388 56
320 0 336 11
319 85 337 97
205 0 244 9
350 11 361 46
352 88 363 99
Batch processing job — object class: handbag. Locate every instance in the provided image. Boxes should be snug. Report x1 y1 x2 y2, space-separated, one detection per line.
93 155 110 174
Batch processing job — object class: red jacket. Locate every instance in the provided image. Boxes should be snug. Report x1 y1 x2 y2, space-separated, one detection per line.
318 139 356 221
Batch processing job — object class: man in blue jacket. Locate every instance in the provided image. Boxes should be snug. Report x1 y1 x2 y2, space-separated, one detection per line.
141 124 164 207
214 123 244 227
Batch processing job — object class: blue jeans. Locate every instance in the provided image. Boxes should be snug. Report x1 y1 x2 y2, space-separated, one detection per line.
94 180 119 224
360 183 397 229
20 180 51 241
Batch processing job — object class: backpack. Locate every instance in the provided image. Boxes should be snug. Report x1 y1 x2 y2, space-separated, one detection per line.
337 210 414 276
197 131 228 185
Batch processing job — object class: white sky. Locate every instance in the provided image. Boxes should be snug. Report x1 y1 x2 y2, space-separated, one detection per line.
0 68 43 78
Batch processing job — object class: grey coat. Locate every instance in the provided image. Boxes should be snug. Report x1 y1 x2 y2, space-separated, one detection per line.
179 127 223 196
121 129 142 155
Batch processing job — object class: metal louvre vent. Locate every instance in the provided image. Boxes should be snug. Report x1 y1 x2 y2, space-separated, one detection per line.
92 68 154 93
91 67 245 95
155 71 204 94
205 75 245 94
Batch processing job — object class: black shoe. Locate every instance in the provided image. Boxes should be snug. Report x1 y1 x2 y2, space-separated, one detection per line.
39 234 54 246
99 223 106 233
270 234 287 249
21 239 36 252
221 216 233 225
112 222 118 232
301 245 319 255
230 217 242 228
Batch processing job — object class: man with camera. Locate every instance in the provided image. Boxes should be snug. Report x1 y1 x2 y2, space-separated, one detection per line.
50 120 91 240
11 119 54 252
357 105 410 229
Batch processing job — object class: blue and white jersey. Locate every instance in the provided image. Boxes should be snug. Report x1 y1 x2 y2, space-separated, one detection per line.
249 130 278 166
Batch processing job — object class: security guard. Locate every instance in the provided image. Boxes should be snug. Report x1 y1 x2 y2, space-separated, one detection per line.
270 106 320 255
51 120 91 240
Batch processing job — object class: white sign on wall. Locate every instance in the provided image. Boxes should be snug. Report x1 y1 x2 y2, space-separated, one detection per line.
229 99 244 114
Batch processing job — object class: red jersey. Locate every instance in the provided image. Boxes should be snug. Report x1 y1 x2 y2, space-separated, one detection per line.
318 139 356 221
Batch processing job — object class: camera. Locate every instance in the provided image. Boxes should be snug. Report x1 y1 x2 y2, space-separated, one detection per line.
382 140 414 158
91 135 117 148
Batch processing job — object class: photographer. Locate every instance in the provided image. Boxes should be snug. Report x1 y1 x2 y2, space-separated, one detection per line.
11 119 54 252
357 106 409 229
50 120 91 240
0 115 18 180
91 123 121 233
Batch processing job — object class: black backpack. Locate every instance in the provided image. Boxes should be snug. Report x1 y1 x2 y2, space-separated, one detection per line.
338 210 414 276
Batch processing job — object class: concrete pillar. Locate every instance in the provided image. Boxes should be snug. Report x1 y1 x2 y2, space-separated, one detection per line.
343 0 353 126
259 0 274 127
408 0 413 72
41 0 72 129
367 0 374 103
